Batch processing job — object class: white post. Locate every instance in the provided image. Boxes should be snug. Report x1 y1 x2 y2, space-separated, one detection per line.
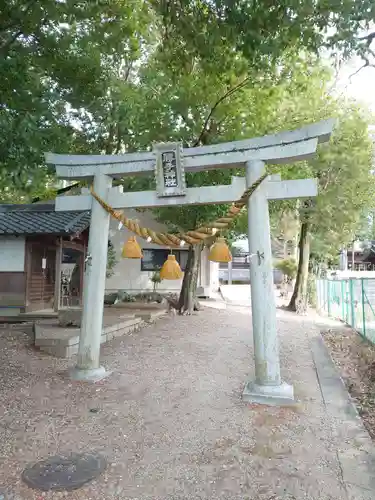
339 248 348 271
242 160 294 405
54 237 62 312
70 173 112 381
228 260 233 285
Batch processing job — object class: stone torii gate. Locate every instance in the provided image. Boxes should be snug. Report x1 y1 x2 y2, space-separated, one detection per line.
46 119 334 405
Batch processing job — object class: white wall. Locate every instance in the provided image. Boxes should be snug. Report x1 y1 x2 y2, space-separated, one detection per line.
105 209 219 295
106 209 185 293
329 270 375 279
199 247 219 293
0 236 25 272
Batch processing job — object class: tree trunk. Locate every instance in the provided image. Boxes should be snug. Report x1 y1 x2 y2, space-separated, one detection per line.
291 237 298 261
178 243 203 315
283 240 288 259
288 221 311 313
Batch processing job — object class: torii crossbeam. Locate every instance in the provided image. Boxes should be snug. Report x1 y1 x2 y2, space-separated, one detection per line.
46 119 335 406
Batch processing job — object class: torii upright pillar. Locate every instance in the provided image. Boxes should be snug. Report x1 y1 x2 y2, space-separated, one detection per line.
244 159 289 402
46 119 335 405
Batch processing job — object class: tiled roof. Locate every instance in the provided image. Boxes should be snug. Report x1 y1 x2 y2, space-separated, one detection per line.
0 204 90 236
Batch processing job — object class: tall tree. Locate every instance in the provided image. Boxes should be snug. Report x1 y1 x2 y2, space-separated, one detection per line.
0 0 152 197
116 54 337 312
217 64 374 312
287 107 374 311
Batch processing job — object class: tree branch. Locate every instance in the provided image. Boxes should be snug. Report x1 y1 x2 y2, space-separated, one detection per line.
348 55 375 82
122 59 134 82
192 77 251 147
358 32 375 46
0 30 23 53
115 122 122 153
31 182 80 203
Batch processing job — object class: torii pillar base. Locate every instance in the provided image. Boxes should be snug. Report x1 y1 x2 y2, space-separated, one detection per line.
242 381 294 406
69 366 111 383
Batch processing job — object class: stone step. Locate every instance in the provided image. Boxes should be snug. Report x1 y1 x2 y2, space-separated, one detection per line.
103 317 142 342
0 312 58 323
134 310 167 321
34 316 144 358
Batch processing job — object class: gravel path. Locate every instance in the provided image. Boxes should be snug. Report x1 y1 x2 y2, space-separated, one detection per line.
0 306 369 499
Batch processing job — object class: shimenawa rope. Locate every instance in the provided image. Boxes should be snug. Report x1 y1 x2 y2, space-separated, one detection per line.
90 173 267 247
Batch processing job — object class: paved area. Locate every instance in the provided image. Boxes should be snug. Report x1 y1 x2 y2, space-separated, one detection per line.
0 306 375 499
219 284 284 307
219 284 252 305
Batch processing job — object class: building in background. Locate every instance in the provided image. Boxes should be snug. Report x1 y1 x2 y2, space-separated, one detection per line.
219 238 284 285
0 203 89 315
345 241 375 271
106 209 219 297
0 202 220 317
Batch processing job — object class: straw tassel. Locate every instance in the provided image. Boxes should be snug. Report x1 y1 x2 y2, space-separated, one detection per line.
208 237 232 263
160 254 183 280
122 236 143 259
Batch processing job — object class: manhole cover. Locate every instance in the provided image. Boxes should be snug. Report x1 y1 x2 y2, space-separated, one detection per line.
22 453 106 491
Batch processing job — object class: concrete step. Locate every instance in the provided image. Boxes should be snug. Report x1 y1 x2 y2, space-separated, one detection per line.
134 310 167 321
0 312 58 323
103 317 143 342
34 316 145 358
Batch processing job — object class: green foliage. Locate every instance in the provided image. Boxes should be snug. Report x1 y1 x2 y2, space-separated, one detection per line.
129 54 333 234
151 270 162 291
119 291 136 303
3 0 373 314
2 0 375 204
153 1 375 73
278 103 375 309
0 0 153 195
275 259 298 280
309 106 374 261
264 89 374 266
106 49 373 270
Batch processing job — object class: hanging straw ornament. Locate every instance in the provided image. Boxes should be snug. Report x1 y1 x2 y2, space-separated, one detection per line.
208 237 232 263
160 254 183 280
122 236 143 259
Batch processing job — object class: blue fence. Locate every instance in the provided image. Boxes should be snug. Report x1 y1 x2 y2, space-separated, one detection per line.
316 278 375 344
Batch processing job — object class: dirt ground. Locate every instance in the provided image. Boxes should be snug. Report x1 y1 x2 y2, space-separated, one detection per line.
0 307 373 499
322 326 375 440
